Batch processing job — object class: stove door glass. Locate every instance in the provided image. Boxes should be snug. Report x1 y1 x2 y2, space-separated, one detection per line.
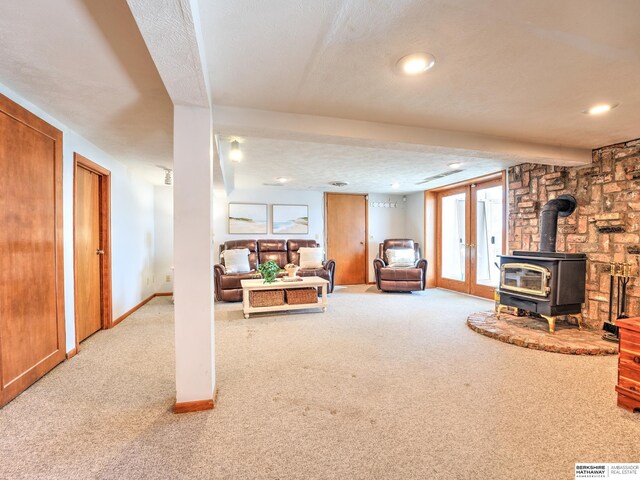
500 263 550 296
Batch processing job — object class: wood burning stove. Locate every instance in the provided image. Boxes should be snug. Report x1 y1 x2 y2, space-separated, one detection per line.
498 195 586 333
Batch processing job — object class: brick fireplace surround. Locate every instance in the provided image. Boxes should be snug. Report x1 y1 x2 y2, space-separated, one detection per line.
508 138 640 329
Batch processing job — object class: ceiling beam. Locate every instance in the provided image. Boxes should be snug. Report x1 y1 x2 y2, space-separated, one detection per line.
126 0 209 108
127 0 228 192
213 106 592 167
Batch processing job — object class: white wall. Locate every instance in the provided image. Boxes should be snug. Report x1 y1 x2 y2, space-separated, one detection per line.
367 194 407 282
404 192 425 253
153 185 174 292
213 187 324 258
0 82 157 353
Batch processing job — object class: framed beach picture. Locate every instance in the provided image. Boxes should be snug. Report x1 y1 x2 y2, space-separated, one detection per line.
272 204 309 234
228 203 268 234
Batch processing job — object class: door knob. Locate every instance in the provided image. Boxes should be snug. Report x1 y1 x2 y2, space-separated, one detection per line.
96 249 105 255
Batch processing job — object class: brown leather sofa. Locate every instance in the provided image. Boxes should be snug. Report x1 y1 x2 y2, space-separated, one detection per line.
286 239 335 290
214 239 335 302
214 240 261 302
373 239 428 292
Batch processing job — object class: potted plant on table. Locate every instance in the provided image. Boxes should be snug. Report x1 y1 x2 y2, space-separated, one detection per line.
258 260 281 284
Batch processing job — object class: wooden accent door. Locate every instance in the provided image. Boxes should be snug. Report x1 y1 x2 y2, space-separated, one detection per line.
75 166 102 342
0 93 65 408
73 153 111 350
325 193 367 285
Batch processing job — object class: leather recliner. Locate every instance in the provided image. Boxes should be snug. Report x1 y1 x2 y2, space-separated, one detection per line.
214 240 261 302
373 239 428 292
286 239 335 293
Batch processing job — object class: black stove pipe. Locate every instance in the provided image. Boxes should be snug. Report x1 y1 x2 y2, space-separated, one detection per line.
539 194 577 252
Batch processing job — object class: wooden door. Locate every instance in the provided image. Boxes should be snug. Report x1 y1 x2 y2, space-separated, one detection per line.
326 193 367 285
0 93 65 407
436 173 506 300
75 166 102 342
73 153 111 350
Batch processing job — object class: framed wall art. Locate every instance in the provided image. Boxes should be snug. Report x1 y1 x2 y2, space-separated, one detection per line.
228 203 268 234
272 204 309 234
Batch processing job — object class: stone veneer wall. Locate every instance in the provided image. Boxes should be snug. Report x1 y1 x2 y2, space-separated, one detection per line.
508 138 640 329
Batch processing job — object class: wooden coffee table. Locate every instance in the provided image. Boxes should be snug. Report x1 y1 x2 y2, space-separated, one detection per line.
240 276 329 319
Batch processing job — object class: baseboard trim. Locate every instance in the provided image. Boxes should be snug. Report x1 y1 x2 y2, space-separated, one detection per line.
174 387 217 414
66 347 77 360
111 292 175 328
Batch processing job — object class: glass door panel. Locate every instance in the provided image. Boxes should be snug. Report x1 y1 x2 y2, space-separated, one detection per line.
474 185 503 287
441 193 467 281
437 173 506 299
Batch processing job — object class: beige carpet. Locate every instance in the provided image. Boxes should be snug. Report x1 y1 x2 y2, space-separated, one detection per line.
0 286 638 480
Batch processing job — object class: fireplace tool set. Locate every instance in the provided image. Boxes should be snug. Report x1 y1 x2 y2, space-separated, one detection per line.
602 262 633 343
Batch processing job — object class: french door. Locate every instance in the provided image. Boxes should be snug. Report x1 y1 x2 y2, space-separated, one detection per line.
436 174 506 299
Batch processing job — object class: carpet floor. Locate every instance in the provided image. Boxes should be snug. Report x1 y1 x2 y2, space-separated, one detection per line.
0 286 638 480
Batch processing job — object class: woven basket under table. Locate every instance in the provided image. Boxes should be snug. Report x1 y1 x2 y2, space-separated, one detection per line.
285 288 318 305
249 289 285 307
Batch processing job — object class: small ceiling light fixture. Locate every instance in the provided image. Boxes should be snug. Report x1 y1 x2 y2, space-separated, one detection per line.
276 177 289 183
448 162 462 169
391 182 400 189
164 169 173 186
229 140 243 162
396 52 436 76
156 165 173 185
329 181 349 187
585 103 618 115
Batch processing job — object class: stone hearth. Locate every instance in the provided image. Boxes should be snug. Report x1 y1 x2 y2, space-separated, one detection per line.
467 312 617 355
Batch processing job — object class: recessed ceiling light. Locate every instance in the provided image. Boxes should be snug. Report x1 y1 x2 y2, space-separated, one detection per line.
229 140 242 162
275 177 289 183
396 52 436 76
584 103 619 115
391 182 400 189
448 162 462 169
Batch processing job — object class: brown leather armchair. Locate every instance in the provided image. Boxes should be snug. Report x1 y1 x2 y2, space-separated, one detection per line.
286 239 336 293
214 240 261 302
373 239 427 292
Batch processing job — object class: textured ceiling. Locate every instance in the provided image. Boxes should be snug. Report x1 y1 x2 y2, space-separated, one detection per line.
223 135 519 194
201 0 640 148
201 0 640 150
0 0 173 183
2 1 638 192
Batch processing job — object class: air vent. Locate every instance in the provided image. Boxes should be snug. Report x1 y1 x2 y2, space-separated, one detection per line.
262 182 284 187
329 181 349 187
415 169 464 185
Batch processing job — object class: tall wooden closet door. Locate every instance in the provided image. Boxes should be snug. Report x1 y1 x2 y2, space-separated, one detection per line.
75 166 102 342
326 193 367 285
0 94 65 407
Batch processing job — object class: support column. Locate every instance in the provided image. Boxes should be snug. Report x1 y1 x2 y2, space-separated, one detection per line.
173 105 216 413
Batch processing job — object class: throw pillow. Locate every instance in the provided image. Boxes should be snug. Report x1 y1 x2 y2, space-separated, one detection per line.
385 248 415 268
299 247 324 269
221 248 251 273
